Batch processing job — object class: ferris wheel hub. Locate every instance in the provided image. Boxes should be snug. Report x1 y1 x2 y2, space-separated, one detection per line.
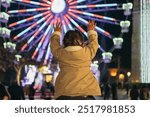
51 0 66 14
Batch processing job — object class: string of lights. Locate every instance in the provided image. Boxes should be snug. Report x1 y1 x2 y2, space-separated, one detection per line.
140 0 150 83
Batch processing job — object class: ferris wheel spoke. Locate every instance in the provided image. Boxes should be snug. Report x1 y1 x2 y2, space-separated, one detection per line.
63 16 73 30
44 43 51 64
41 0 51 5
68 11 87 25
68 0 74 3
65 14 87 37
14 0 50 7
80 15 120 25
8 7 51 14
95 26 112 39
16 29 37 43
68 11 112 39
11 22 34 31
9 11 50 27
61 19 67 33
98 44 105 52
36 35 50 62
26 34 43 52
12 1 39 8
85 7 123 13
32 20 54 59
89 0 103 4
70 3 118 9
36 49 44 62
21 15 53 51
13 14 51 40
109 46 115 53
69 0 86 5
69 9 117 22
21 31 44 52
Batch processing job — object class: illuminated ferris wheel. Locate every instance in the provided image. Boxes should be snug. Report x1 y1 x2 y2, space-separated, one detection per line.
1 0 133 64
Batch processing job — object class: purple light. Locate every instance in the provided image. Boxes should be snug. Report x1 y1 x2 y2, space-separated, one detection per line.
8 0 131 63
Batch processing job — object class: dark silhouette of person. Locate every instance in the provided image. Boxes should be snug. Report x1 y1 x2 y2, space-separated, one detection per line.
125 82 129 95
140 84 149 100
0 82 10 100
129 85 139 100
40 82 46 99
111 83 118 100
103 82 111 100
8 81 25 100
28 82 36 100
47 82 55 98
100 83 104 97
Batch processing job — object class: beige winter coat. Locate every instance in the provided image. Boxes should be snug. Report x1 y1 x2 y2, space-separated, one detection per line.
50 30 101 99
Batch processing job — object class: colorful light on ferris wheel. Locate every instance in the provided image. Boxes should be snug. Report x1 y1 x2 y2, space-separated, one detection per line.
7 0 132 64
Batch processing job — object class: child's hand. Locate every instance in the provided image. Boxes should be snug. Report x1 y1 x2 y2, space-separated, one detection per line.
54 22 62 33
87 20 96 31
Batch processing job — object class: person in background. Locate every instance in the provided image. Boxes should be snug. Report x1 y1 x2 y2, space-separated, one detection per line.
50 21 101 100
8 80 25 100
140 84 149 100
103 82 111 100
129 85 139 100
28 82 36 100
111 83 118 100
0 82 10 100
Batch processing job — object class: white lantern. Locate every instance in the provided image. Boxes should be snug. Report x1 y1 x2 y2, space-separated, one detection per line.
120 20 130 33
11 43 16 50
122 3 133 10
3 41 16 51
0 12 10 23
3 42 7 48
93 60 99 64
0 0 12 7
113 37 123 49
0 27 11 38
6 42 12 48
102 52 112 63
122 3 133 16
15 54 22 61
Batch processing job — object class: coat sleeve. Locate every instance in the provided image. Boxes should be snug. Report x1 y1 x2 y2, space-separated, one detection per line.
86 30 98 59
50 31 62 59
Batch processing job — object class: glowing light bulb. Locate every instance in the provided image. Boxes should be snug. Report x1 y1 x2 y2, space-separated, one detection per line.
51 0 66 14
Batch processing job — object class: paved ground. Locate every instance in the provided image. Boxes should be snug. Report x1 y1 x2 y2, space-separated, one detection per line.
25 88 150 100
95 89 129 100
96 89 150 100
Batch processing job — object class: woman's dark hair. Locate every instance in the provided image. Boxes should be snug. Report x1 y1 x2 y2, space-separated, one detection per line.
63 29 84 47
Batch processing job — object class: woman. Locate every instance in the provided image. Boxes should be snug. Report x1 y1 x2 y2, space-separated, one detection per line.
50 21 101 100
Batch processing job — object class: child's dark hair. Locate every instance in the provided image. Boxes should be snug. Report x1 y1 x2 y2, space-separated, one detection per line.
63 29 84 47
